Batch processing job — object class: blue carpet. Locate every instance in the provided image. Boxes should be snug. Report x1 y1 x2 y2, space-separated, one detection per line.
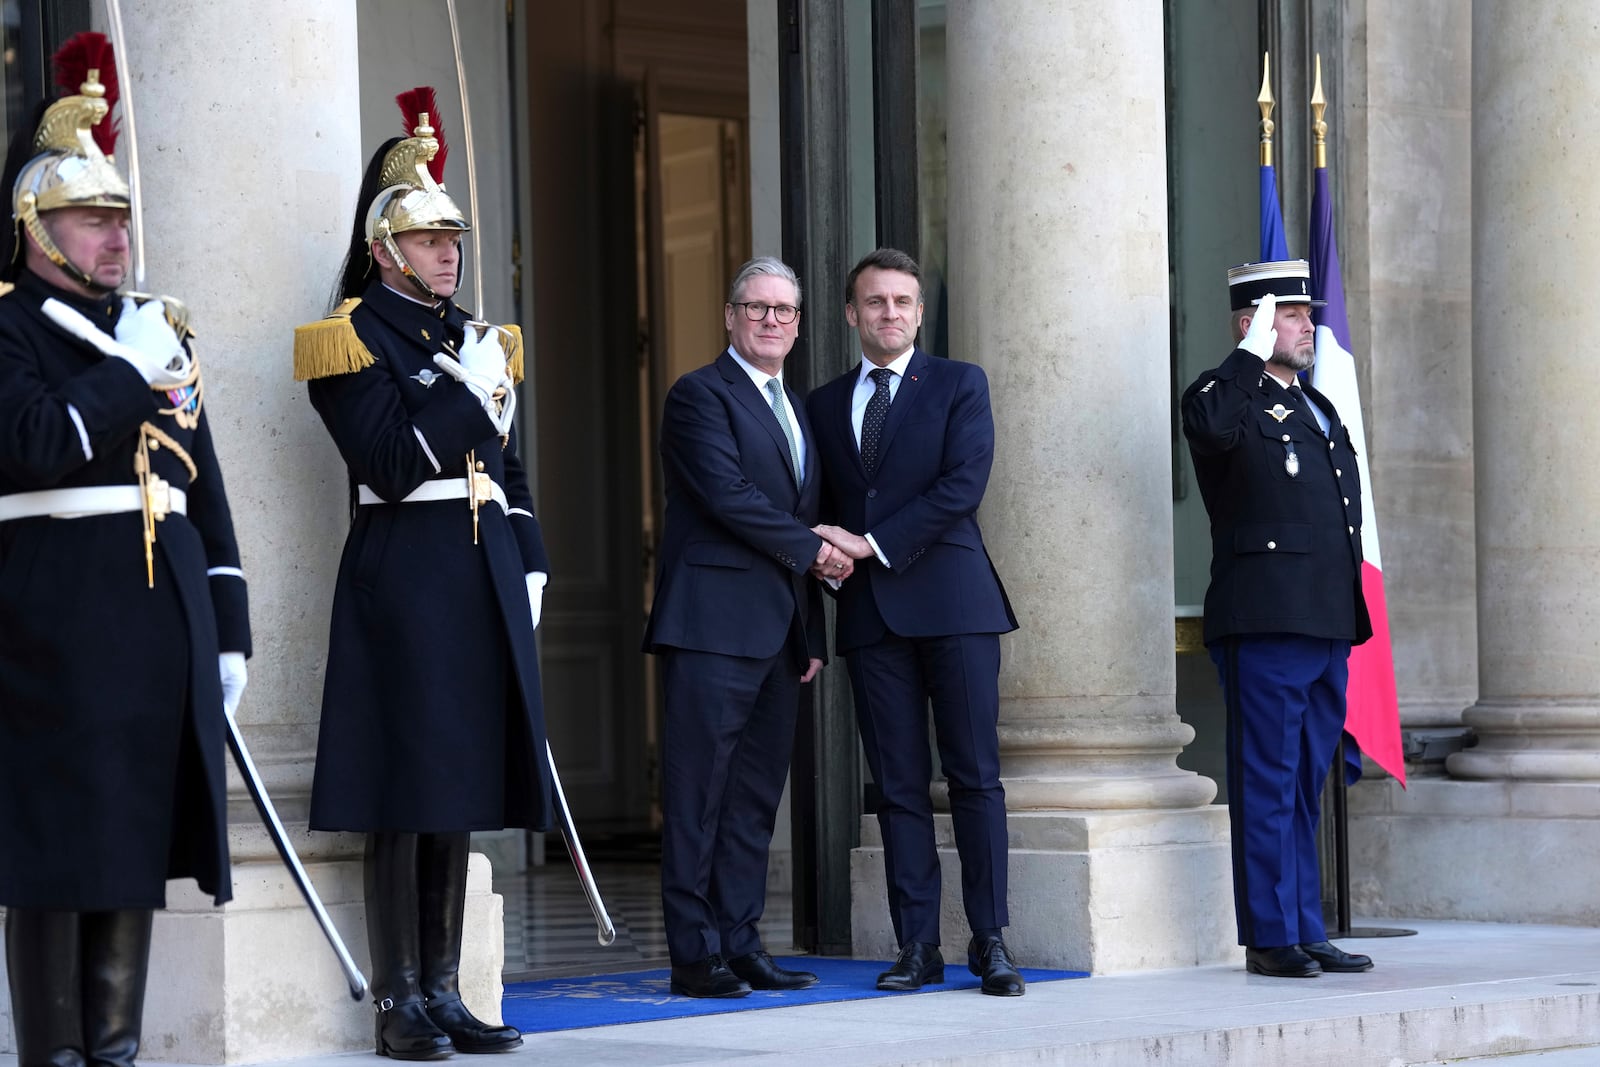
502 955 1088 1033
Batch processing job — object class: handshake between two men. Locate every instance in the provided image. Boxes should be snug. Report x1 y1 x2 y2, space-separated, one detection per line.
809 524 874 582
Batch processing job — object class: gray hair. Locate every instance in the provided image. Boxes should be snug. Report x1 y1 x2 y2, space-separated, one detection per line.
727 256 803 307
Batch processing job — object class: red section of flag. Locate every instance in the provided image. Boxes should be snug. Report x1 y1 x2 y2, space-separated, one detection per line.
1347 561 1405 786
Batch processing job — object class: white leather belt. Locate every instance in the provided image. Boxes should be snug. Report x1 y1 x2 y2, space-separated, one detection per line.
0 485 189 522
357 477 508 513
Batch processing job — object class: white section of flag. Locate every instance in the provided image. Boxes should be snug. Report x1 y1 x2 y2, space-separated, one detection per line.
1310 325 1382 571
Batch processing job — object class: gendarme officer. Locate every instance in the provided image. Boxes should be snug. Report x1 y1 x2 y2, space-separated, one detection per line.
1180 259 1373 980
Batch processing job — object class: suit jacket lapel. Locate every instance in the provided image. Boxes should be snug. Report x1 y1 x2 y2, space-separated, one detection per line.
836 372 867 479
874 348 929 465
787 380 819 488
719 351 801 485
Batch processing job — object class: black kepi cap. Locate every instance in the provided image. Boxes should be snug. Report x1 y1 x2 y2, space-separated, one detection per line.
1227 259 1326 311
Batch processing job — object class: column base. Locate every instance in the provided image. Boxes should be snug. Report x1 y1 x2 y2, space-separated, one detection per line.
851 807 1239 973
0 852 506 1062
1350 777 1600 924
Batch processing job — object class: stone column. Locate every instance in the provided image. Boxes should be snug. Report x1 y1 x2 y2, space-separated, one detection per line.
1451 0 1600 787
851 0 1235 974
1350 2 1600 926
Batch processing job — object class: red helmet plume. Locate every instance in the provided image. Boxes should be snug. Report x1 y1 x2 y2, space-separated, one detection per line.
51 32 120 157
395 87 447 184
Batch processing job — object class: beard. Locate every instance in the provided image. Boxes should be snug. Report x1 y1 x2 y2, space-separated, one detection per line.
1270 342 1315 373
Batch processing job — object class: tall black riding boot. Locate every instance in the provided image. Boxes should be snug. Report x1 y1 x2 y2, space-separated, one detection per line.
418 833 522 1053
5 908 86 1067
80 910 152 1067
367 832 453 1060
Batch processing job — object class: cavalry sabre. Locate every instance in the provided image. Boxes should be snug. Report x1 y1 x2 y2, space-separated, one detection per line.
444 0 616 947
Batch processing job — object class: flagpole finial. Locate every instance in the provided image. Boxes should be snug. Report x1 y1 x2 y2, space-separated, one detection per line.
1311 54 1329 169
1257 52 1276 167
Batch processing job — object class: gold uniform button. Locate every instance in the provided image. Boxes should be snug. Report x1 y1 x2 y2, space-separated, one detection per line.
1348 525 1355 535
1336 468 1343 477
476 460 486 471
1267 540 1277 550
1343 497 1350 506
1329 440 1335 450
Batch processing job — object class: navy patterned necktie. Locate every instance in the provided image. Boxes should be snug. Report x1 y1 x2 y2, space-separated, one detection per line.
860 367 894 475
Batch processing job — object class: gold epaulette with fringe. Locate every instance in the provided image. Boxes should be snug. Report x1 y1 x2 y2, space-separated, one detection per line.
496 323 525 384
293 298 375 381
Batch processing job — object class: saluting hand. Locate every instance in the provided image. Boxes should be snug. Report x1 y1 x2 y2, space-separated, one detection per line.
1239 292 1279 361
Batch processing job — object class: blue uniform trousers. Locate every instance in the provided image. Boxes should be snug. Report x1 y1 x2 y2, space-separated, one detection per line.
1211 634 1349 949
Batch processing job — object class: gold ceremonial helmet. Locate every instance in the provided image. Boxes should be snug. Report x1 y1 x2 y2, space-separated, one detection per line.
364 91 470 301
12 35 130 290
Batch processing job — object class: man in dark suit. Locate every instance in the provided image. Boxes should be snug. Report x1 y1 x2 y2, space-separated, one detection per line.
806 248 1023 997
644 256 851 998
1180 259 1375 979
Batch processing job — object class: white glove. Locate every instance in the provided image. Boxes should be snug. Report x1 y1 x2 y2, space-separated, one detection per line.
458 324 508 379
219 651 248 717
1239 292 1279 361
434 326 518 435
432 351 501 406
41 298 193 389
526 571 547 631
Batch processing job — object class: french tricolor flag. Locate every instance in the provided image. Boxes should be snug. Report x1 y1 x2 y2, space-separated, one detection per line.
1308 163 1406 787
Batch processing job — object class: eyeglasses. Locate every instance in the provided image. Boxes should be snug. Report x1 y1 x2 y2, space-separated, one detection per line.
731 301 800 324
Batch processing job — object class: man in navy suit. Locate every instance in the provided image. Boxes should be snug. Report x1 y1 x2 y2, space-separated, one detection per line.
644 256 852 998
1181 260 1374 979
806 248 1024 996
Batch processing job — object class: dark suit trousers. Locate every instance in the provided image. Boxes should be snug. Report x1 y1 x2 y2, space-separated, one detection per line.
659 647 800 965
1211 634 1349 949
847 631 1008 947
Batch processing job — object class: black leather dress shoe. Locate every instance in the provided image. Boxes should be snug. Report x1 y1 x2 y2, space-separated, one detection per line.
967 935 1026 996
876 942 945 991
727 950 818 990
1245 945 1322 978
669 955 753 998
1301 940 1374 972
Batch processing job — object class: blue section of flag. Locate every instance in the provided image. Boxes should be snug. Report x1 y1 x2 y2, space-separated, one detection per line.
1259 164 1290 261
1310 167 1351 349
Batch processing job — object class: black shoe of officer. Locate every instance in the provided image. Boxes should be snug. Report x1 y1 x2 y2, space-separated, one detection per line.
967 935 1026 996
727 950 818 990
875 942 945 991
1245 944 1322 978
1300 940 1374 972
670 954 753 998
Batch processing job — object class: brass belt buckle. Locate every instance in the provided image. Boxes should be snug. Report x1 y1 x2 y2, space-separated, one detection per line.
146 472 172 522
471 471 493 507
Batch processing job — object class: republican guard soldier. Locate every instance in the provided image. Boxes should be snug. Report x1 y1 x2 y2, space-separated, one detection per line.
0 33 251 1067
295 88 552 1059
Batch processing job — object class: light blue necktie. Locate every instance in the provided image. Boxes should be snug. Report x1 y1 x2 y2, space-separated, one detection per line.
766 379 803 487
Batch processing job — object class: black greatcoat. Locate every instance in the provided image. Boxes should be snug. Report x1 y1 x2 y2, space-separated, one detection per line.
306 281 554 834
1181 347 1373 647
0 271 249 910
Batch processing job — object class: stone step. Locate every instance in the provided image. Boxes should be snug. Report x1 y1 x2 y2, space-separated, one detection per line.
4 919 1599 1066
